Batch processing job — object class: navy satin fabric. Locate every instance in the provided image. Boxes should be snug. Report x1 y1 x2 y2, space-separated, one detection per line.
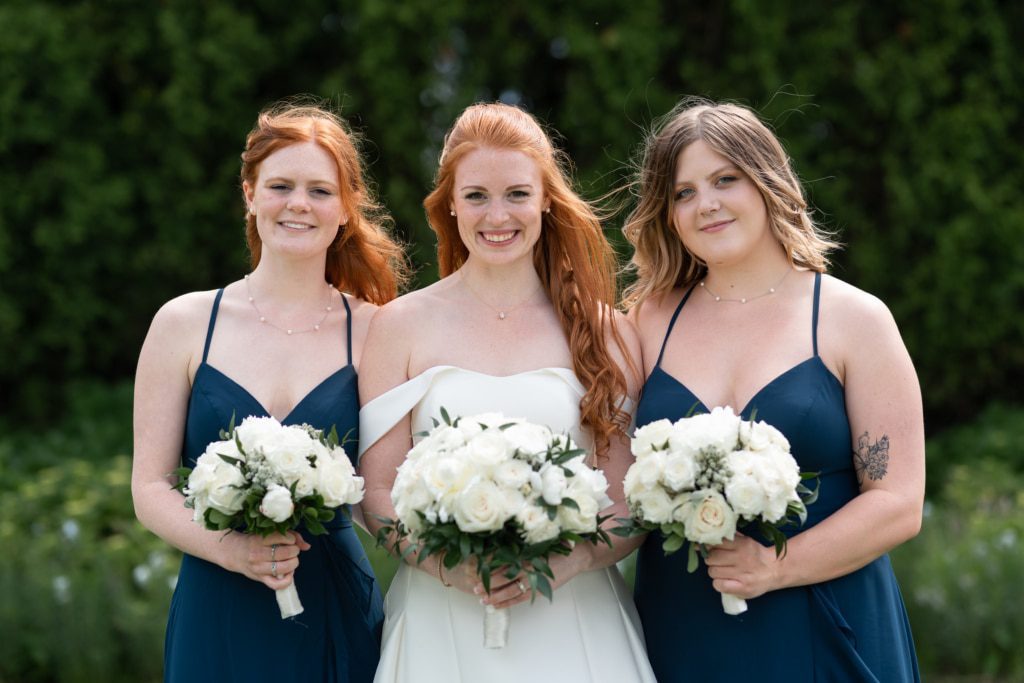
633 274 919 682
164 290 383 683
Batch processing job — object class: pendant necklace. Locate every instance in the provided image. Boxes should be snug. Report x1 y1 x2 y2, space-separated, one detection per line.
460 270 541 321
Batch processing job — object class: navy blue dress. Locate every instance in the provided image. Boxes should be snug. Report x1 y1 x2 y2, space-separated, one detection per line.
164 289 384 683
634 273 919 682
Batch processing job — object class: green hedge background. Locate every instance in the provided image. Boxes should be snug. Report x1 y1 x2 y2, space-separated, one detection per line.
2 0 1022 680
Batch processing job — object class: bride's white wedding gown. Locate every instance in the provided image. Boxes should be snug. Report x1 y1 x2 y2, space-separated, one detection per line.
359 365 656 683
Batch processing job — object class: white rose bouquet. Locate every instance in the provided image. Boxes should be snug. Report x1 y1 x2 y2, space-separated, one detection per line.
174 415 364 618
613 406 818 615
376 408 614 648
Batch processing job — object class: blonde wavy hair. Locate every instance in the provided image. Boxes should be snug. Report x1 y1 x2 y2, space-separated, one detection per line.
424 103 632 456
241 100 409 304
622 98 838 309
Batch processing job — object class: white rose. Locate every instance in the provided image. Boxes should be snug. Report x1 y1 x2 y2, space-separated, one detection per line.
724 472 767 518
206 460 247 515
539 463 568 506
432 425 467 452
422 454 474 503
234 416 284 453
454 480 509 532
662 452 698 492
466 429 512 468
684 489 738 545
673 406 741 456
259 425 318 484
633 451 667 490
632 486 676 524
317 452 364 507
503 422 554 458
631 419 675 457
259 484 295 522
517 504 561 544
558 493 600 534
492 459 532 490
740 420 791 453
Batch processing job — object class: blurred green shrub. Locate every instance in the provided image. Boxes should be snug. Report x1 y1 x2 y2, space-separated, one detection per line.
893 459 1024 679
1 0 1022 434
0 455 176 683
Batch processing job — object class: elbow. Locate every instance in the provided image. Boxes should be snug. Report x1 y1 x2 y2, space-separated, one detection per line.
891 497 923 546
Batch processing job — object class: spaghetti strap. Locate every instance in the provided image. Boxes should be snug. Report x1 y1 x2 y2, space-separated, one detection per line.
202 289 225 363
811 272 821 357
340 292 353 366
654 284 698 368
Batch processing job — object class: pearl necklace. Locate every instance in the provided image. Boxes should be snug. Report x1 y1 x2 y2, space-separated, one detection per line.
460 270 542 321
700 268 792 304
244 274 335 335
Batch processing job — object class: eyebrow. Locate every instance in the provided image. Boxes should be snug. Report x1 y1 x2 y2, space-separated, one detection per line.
264 176 339 188
458 183 535 192
673 165 738 188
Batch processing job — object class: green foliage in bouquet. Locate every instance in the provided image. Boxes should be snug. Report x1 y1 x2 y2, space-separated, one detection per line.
376 408 613 602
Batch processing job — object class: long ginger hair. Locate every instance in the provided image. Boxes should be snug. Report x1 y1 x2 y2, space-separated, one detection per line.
424 103 632 455
622 98 838 309
240 101 408 304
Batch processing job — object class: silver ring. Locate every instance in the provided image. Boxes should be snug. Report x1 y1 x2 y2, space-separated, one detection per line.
271 544 278 561
271 561 278 578
517 580 527 594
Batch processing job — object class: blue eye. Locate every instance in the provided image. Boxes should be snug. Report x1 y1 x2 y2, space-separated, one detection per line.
509 190 530 199
716 175 737 186
674 188 695 201
465 191 486 201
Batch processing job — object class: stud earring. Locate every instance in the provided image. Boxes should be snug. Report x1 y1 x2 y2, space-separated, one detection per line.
544 207 551 214
248 205 255 215
450 210 456 217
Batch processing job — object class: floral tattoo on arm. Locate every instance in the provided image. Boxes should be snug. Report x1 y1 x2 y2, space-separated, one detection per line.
853 432 889 485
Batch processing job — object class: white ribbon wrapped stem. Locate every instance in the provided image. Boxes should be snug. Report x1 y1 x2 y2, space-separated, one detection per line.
276 583 304 619
721 592 747 615
483 605 510 648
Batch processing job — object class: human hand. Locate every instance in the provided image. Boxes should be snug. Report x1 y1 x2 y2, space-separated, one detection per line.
478 550 590 610
232 531 311 590
704 533 780 600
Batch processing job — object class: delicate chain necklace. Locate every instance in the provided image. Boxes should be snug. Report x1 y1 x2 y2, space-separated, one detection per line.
700 268 792 304
460 270 542 321
244 274 336 335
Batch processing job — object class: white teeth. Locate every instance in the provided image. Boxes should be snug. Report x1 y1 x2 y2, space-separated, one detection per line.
482 231 515 243
281 222 312 230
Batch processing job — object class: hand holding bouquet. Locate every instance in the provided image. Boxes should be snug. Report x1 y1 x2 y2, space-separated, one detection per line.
175 415 365 618
614 406 818 615
377 409 613 648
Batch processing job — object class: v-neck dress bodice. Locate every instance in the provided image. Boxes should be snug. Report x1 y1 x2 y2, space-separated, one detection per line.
633 273 919 682
164 288 383 683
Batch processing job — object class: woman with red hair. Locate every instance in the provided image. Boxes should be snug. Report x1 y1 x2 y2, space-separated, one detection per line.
358 103 655 682
132 101 407 682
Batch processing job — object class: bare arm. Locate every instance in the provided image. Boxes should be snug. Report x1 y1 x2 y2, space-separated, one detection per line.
707 285 925 598
130 294 305 591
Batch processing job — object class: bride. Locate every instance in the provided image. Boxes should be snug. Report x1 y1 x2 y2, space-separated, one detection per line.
358 103 656 682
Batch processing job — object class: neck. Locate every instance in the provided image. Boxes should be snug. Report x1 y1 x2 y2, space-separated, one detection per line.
459 257 544 302
248 255 331 303
702 248 793 301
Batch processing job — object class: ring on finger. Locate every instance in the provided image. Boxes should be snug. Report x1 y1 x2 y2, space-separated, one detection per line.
517 580 527 594
271 544 278 561
271 561 278 579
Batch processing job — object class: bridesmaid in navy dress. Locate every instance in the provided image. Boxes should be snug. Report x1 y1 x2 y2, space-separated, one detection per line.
623 99 924 681
131 102 407 682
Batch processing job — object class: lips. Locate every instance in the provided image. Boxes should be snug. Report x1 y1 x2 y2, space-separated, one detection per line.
480 230 518 244
699 219 733 232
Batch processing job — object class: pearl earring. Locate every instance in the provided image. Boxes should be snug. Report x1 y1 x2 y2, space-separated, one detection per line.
544 207 550 214
450 210 456 217
248 205 255 215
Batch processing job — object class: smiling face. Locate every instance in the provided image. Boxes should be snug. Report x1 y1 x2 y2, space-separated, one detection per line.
671 139 773 267
242 141 347 261
450 147 548 268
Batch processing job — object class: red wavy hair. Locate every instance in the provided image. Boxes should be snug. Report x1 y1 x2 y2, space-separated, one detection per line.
240 101 408 304
424 103 632 455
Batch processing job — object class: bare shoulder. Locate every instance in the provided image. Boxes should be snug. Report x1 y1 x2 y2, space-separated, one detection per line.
148 289 220 341
820 274 899 338
628 288 687 338
366 280 447 336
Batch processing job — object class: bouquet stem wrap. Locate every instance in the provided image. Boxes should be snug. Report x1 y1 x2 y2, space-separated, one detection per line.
275 584 304 619
720 592 747 615
483 605 510 648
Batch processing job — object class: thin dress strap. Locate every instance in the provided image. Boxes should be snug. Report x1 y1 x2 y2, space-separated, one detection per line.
654 284 698 368
340 291 353 366
811 272 822 357
202 288 225 363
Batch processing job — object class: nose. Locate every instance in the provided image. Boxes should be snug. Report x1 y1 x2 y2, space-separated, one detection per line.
286 192 311 212
486 203 509 225
699 195 720 216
